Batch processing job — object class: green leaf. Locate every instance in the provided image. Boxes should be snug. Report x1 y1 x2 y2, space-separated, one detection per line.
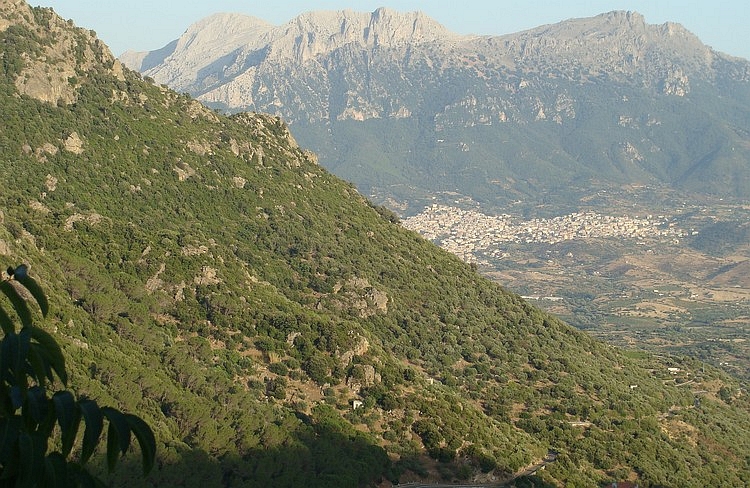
105 420 120 473
0 334 17 392
27 342 53 389
29 326 67 386
14 271 49 318
10 264 28 279
10 386 23 410
79 399 103 465
0 281 32 329
0 416 21 471
125 413 157 475
18 431 46 487
0 382 12 417
44 452 68 488
24 385 49 427
52 390 80 457
102 407 130 472
0 305 14 335
3 328 31 399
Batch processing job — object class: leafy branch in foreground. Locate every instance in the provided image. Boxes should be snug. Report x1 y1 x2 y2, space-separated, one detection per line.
0 264 156 487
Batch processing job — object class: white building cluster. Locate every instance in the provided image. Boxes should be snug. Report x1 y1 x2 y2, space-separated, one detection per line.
402 204 686 262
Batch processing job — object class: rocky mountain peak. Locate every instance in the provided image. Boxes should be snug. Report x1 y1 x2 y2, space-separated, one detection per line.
365 7 454 45
509 10 695 46
120 13 272 76
119 7 750 208
174 13 272 53
282 7 453 45
1 0 35 31
121 8 458 95
266 7 456 63
477 9 715 84
595 10 647 30
2 1 124 105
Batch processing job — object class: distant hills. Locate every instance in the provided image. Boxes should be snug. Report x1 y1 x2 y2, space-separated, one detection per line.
3 2 750 486
121 8 750 214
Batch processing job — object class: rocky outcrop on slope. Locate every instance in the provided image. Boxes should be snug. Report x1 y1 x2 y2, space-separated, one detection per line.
2 0 124 104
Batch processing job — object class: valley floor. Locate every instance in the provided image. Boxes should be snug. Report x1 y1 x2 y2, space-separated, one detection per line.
402 193 750 382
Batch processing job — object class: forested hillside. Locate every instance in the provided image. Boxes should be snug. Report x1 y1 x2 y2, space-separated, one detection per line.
1 2 749 486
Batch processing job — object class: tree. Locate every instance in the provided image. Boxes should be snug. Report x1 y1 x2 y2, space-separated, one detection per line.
0 264 156 487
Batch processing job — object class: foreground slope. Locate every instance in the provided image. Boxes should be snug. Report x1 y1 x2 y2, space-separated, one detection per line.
2 3 750 486
123 9 750 213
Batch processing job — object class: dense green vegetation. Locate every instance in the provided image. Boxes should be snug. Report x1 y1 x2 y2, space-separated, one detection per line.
0 265 156 487
0 3 749 486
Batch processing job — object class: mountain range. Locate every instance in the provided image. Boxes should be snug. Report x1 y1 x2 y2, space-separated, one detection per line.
121 8 750 214
2 2 750 486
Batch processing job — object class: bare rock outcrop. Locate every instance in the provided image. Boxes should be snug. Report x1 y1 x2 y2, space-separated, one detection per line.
330 277 389 318
63 132 84 154
194 266 221 286
3 0 125 105
345 364 381 392
338 335 370 365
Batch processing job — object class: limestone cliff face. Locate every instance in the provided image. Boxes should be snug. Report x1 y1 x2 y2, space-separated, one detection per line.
479 11 720 90
121 8 461 121
120 13 273 90
2 0 124 105
121 9 749 125
119 8 750 204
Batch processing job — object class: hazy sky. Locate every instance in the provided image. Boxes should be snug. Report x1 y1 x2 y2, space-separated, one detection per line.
34 1 749 60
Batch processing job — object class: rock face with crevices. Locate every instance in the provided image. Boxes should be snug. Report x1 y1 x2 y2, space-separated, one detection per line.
2 0 124 105
121 8 455 119
122 9 750 209
122 9 748 123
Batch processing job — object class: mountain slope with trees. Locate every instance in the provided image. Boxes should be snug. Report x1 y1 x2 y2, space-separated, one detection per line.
2 2 749 486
